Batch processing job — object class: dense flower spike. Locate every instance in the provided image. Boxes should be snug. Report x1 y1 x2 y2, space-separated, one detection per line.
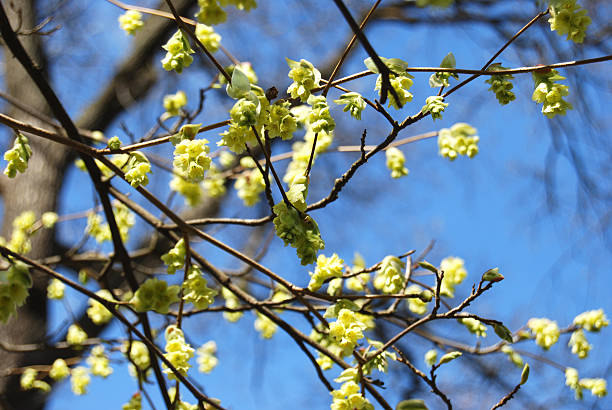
195 23 221 53
118 10 143 35
547 0 591 43
569 329 592 359
161 238 186 274
221 287 243 322
459 317 487 337
130 278 180 314
163 325 194 379
234 157 266 206
87 345 113 378
173 138 212 183
4 133 31 178
485 64 516 105
47 278 64 300
124 152 151 188
20 368 51 392
49 358 70 380
527 318 560 350
197 341 218 373
375 74 414 109
307 95 335 134
1 261 33 323
374 256 406 294
385 147 409 179
161 30 194 73
308 253 344 291
439 256 467 297
573 309 609 332
70 366 90 395
254 312 278 338
86 289 114 325
286 58 321 102
421 96 448 120
437 122 479 160
182 265 217 309
163 90 187 117
334 92 366 120
532 69 572 118
273 201 325 265
329 308 367 356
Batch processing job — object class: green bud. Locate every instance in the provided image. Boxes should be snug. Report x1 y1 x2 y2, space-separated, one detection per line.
396 399 428 410
520 363 530 385
418 261 438 274
494 323 514 343
482 267 504 282
438 351 461 365
419 289 433 302
107 136 122 150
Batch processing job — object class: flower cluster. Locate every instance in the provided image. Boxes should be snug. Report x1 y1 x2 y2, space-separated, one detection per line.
124 152 151 188
118 10 143 35
254 312 278 339
405 285 430 315
173 138 212 183
568 329 591 359
195 23 221 53
308 253 344 291
234 157 266 207
421 96 448 120
459 317 487 337
429 53 458 88
2 211 36 254
527 317 560 350
221 287 243 322
130 278 180 314
362 340 397 375
195 0 256 25
218 123 257 154
70 366 90 395
385 147 409 179
282 127 333 185
439 256 468 297
41 211 58 228
163 325 194 379
170 175 204 207
376 74 414 109
485 64 515 105
161 238 186 274
273 201 325 265
182 265 217 309
437 122 479 160
532 69 572 118
87 345 113 378
86 202 134 243
287 58 321 102
566 367 607 399
122 340 151 375
329 309 367 356
307 95 335 134
161 30 194 73
330 368 375 410
86 289 114 325
203 164 226 198
4 133 31 178
47 278 65 300
0 261 32 323
67 324 88 346
20 368 50 392
49 358 70 380
197 341 218 373
334 92 366 120
573 309 609 332
122 393 142 410
548 0 591 43
373 256 405 294
163 90 187 117
267 100 297 140
346 253 370 292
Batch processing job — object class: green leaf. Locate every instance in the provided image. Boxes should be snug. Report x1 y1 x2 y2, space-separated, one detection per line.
494 323 514 343
364 56 409 75
226 66 251 99
440 52 456 69
418 261 438 274
323 298 361 318
482 267 504 282
396 399 428 410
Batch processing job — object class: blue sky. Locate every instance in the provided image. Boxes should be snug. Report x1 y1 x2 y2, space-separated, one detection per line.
27 1 612 409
